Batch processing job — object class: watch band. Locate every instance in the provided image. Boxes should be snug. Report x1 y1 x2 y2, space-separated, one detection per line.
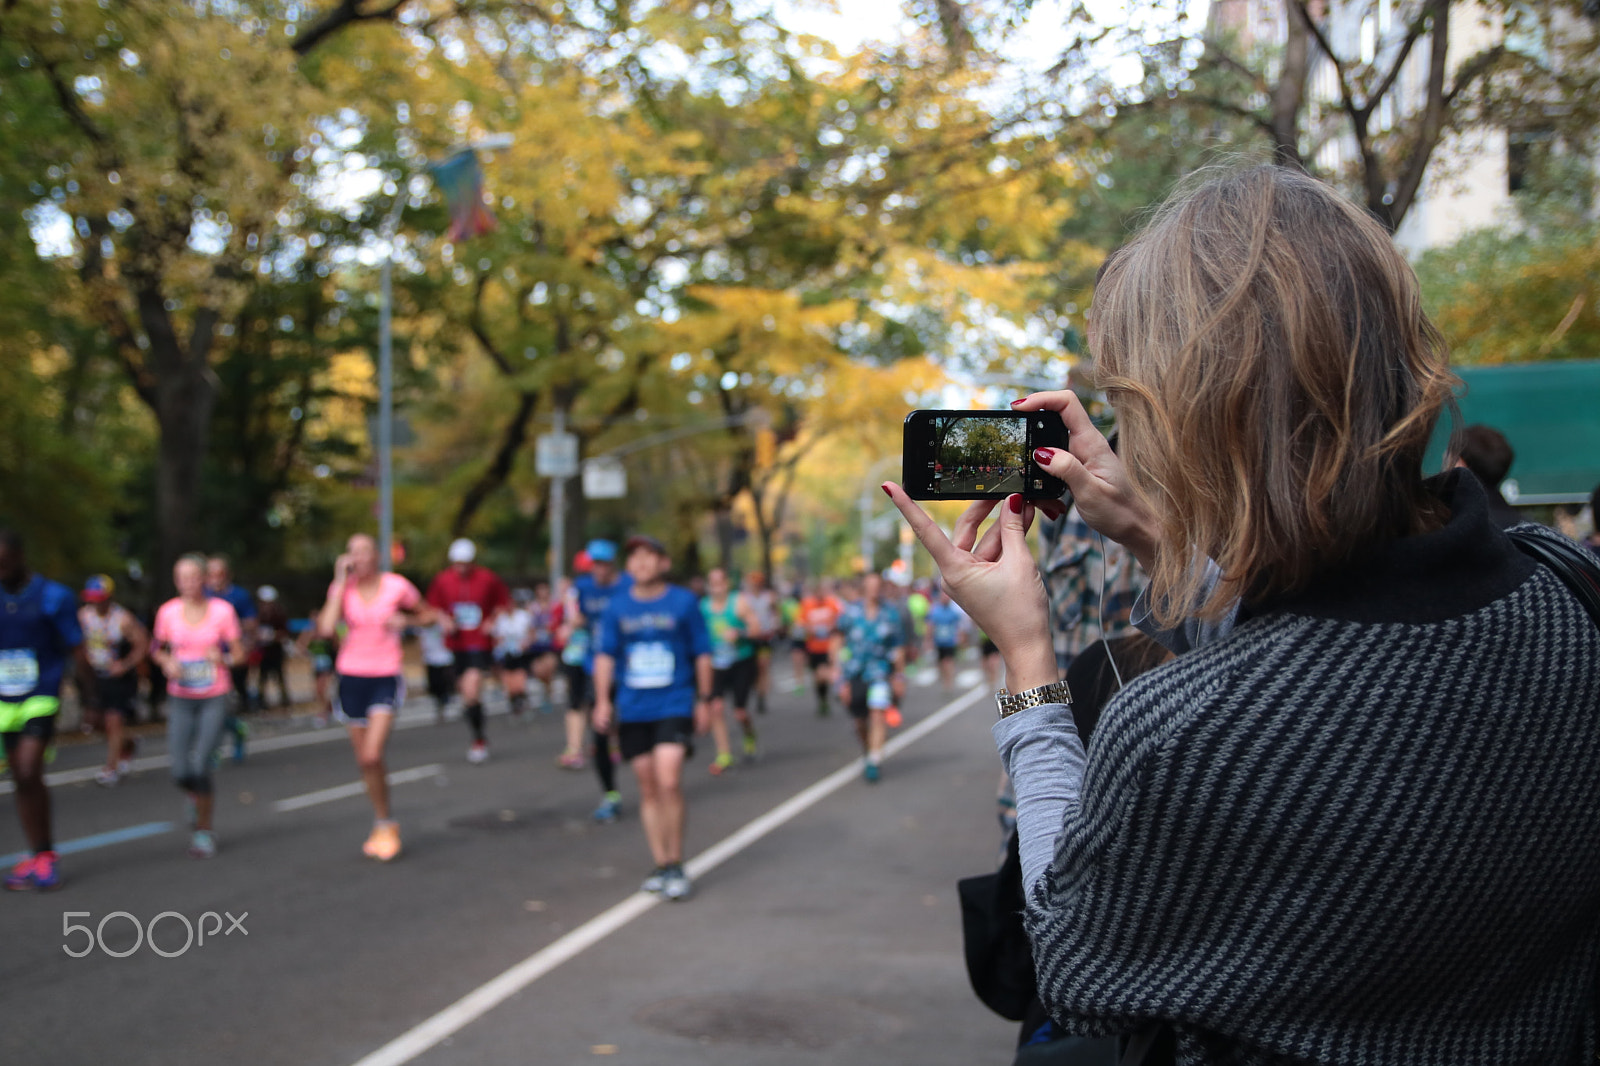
995 679 1074 719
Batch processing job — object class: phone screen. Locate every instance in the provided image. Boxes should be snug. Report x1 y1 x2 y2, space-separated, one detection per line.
902 410 1067 500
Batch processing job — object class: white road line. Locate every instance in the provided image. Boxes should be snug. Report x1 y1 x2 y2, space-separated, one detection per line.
271 764 445 813
347 684 990 1066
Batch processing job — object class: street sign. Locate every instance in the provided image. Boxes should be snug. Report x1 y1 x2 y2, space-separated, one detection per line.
583 457 627 499
535 431 579 477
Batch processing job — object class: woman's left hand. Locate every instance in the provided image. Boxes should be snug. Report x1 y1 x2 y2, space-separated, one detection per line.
881 486 1059 692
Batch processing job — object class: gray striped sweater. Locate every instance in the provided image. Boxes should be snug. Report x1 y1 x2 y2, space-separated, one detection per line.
1020 473 1600 1064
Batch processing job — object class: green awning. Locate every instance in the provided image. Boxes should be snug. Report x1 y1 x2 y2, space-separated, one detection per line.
1425 359 1600 502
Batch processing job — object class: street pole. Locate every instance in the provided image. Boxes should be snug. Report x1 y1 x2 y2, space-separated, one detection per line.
549 407 566 585
376 189 407 573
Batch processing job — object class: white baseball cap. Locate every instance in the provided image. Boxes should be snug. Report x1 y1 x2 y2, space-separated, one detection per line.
447 538 476 564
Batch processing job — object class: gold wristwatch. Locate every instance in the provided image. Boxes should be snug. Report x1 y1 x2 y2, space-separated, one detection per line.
995 679 1074 720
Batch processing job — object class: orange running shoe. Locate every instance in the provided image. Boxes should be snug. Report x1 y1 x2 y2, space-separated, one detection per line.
884 706 903 729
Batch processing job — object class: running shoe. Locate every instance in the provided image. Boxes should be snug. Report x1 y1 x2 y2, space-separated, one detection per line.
116 757 132 776
863 761 881 784
231 718 248 764
29 850 61 890
816 697 830 718
592 793 622 824
95 766 121 787
884 706 903 729
467 741 489 764
364 822 402 862
741 734 759 760
4 854 38 891
708 752 734 776
557 751 586 771
641 866 668 894
188 831 217 859
661 864 693 901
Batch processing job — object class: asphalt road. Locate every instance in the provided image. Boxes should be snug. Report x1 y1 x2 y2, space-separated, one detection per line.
0 662 1018 1066
936 470 1026 494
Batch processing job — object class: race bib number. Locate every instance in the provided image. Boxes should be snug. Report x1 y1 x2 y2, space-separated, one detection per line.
177 659 217 690
933 623 958 646
0 649 39 698
809 623 832 641
624 641 676 690
314 654 334 673
712 645 737 670
867 680 893 711
561 628 589 666
452 602 484 631
87 640 116 672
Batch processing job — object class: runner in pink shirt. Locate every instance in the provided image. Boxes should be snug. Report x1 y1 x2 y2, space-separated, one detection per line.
152 554 244 859
317 534 443 861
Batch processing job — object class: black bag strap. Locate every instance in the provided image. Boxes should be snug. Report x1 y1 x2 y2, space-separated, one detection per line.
1507 530 1600 629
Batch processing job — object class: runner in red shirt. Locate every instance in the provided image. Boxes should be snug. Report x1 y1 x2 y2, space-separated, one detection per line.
426 538 509 763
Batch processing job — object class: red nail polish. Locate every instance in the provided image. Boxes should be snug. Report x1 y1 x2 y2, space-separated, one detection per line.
1008 494 1023 513
1034 447 1055 464
881 483 892 497
1009 398 1026 406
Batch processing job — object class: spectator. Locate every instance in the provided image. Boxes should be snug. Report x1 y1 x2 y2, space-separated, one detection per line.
887 165 1600 1064
1447 424 1522 529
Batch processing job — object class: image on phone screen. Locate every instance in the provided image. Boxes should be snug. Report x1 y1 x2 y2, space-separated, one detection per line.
902 410 1068 500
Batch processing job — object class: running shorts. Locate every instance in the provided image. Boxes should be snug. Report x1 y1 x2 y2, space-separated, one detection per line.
453 649 494 674
712 657 757 709
94 673 139 714
806 649 831 670
337 674 404 722
425 663 456 702
0 696 58 741
936 645 957 662
618 716 695 761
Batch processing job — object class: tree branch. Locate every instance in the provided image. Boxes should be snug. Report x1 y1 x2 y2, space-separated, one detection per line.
291 0 412 56
1387 0 1452 230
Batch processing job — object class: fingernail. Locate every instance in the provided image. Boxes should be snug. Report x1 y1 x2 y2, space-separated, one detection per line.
1008 494 1023 514
1009 398 1026 406
1034 447 1055 464
881 483 892 497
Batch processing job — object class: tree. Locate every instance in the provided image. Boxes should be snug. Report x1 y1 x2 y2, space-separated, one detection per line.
1043 0 1600 232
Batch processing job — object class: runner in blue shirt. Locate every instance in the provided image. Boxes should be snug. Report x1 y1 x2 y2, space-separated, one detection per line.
593 534 711 901
833 571 904 784
0 530 84 891
560 539 632 822
925 589 968 692
206 555 257 762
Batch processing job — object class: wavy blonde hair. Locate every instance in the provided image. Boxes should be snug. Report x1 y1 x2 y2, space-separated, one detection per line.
1092 166 1458 626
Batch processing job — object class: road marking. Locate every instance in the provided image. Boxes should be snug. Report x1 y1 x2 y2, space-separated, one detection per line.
0 820 175 867
347 684 990 1066
271 764 445 812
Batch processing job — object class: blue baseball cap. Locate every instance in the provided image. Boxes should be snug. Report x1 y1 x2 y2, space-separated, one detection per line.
82 574 115 602
585 539 618 563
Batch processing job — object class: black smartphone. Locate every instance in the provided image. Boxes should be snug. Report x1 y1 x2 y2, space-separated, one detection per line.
902 410 1069 500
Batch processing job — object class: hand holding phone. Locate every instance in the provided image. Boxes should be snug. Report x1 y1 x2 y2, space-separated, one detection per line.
901 410 1068 501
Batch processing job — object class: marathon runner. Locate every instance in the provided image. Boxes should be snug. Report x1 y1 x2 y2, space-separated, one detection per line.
797 579 844 716
0 530 83 891
833 571 904 784
925 588 968 691
205 555 256 762
526 580 561 715
416 619 456 723
593 535 712 901
425 538 509 764
154 554 245 858
561 540 631 823
255 585 290 709
318 534 438 861
702 568 759 773
492 588 535 717
79 575 148 786
740 571 780 715
298 620 340 727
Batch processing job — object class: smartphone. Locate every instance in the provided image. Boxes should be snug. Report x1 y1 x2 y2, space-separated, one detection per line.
902 410 1069 500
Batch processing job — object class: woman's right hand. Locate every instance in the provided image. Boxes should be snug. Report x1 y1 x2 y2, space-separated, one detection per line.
881 487 1057 693
1012 391 1160 571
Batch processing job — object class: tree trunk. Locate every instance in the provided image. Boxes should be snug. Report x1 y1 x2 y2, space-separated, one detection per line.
153 362 217 590
1272 0 1311 167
